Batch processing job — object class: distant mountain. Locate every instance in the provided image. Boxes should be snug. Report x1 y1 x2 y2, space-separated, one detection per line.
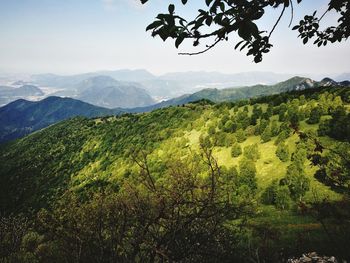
335 73 350 82
75 76 155 108
144 71 294 98
0 85 44 106
12 80 31 86
95 69 155 82
32 69 156 89
0 96 122 143
159 71 293 86
0 85 43 97
131 76 349 112
32 70 297 99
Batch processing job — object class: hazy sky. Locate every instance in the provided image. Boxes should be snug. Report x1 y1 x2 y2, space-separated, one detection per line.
0 0 349 75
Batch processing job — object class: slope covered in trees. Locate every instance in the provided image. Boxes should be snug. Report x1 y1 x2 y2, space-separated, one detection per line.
0 85 350 262
0 96 123 144
129 76 349 112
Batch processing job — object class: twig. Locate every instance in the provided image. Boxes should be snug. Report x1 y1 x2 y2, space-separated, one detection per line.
269 5 286 39
319 8 329 22
288 0 294 27
178 37 222 56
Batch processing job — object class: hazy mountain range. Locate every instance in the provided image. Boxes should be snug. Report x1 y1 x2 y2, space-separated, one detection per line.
31 70 295 99
74 76 155 108
0 85 44 106
1 76 349 144
1 70 349 108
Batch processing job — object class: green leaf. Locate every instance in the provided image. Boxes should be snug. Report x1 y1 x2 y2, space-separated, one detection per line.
205 16 213 26
146 20 163 31
175 34 185 48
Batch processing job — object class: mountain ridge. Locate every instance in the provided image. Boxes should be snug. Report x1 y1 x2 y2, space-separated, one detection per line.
0 96 122 143
1 76 349 143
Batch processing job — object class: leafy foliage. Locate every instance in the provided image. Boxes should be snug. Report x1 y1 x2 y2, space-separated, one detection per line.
140 0 349 62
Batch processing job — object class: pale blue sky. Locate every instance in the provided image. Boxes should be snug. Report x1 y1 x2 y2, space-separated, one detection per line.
0 0 349 75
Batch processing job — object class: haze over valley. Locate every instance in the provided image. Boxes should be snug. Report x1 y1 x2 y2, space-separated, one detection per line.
1 69 349 108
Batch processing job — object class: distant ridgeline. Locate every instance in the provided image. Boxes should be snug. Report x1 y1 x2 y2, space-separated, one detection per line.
0 76 348 144
0 84 350 262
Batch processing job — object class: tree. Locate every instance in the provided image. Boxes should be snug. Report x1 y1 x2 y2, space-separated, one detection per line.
239 158 257 191
231 143 242 158
274 186 292 210
327 106 350 141
284 162 310 201
262 180 292 210
223 120 236 133
208 125 216 135
270 120 280 137
251 105 262 126
235 129 246 143
276 143 290 162
261 180 278 205
140 0 349 62
243 144 260 161
307 107 322 124
256 119 269 135
261 126 272 143
31 146 257 263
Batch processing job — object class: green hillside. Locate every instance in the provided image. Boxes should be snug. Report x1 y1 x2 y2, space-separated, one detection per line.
1 86 350 262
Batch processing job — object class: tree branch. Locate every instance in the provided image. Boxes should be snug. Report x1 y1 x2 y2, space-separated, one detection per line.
178 37 223 56
269 5 286 38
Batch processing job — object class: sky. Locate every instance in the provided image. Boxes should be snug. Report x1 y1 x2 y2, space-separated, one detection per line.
0 0 349 76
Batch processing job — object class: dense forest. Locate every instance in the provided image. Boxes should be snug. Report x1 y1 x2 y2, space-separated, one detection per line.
0 86 350 262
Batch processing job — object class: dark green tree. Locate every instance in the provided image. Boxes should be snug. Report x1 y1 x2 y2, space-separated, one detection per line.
274 186 292 210
235 129 246 143
270 120 280 137
261 126 272 143
262 180 292 210
239 158 258 191
276 143 290 162
231 143 242 158
307 107 322 124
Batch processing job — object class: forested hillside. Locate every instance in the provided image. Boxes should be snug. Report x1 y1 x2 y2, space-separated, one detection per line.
0 97 122 143
0 86 350 262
